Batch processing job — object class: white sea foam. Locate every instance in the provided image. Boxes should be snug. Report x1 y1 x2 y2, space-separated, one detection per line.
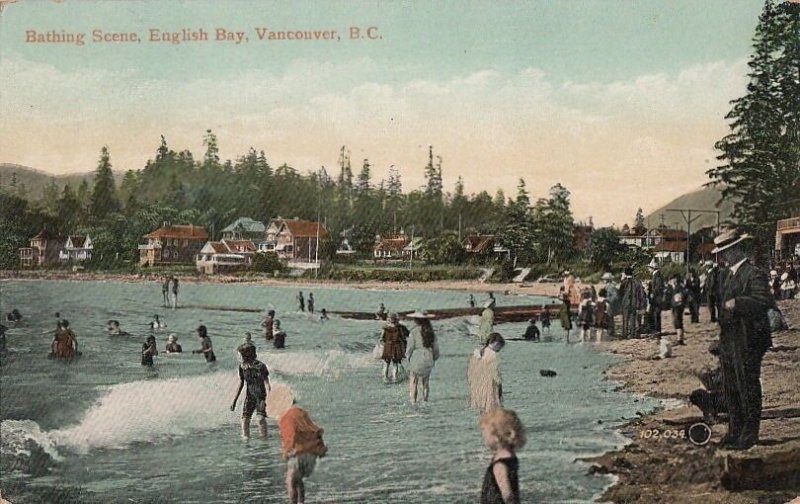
0 419 63 461
265 349 375 379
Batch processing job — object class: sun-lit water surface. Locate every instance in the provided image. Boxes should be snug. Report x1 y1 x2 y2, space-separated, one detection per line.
0 279 658 503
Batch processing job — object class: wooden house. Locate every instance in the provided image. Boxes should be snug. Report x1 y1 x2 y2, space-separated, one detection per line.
18 230 66 267
139 224 209 267
272 219 330 261
374 235 409 260
221 217 266 241
59 235 93 262
196 239 256 274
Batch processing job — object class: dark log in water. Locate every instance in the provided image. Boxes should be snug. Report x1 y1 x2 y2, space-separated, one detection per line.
180 304 263 313
330 304 573 324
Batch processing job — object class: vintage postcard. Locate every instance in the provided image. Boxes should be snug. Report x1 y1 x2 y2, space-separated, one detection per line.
2 1 799 503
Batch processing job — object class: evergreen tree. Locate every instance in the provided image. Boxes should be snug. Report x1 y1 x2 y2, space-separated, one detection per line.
706 0 800 256
634 208 646 229
89 146 121 222
356 158 372 194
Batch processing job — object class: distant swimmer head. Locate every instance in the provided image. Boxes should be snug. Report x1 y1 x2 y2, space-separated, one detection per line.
243 331 252 343
268 310 276 317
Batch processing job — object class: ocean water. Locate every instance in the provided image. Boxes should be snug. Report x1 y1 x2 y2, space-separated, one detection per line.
0 280 658 503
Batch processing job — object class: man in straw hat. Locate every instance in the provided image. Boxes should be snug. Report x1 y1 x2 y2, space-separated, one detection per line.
712 228 772 449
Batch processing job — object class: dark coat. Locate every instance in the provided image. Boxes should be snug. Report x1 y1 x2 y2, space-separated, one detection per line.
718 261 772 354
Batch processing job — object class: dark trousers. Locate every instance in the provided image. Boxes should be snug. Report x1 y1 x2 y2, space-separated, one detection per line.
720 337 764 445
621 310 639 338
647 304 662 333
708 296 718 323
688 297 700 323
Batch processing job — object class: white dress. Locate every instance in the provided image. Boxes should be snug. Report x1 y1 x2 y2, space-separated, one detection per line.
467 347 502 414
405 328 439 378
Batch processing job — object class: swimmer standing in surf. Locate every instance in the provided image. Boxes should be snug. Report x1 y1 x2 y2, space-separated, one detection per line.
230 343 271 438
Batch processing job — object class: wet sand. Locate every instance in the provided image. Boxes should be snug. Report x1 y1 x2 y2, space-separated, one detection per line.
586 300 800 503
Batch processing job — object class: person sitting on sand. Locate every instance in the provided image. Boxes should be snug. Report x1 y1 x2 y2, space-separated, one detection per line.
150 314 166 330
165 333 182 353
51 319 78 359
192 325 216 363
522 319 540 341
230 343 271 439
273 320 286 349
142 335 158 366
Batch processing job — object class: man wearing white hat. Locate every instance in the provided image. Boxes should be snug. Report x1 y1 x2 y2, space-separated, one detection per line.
712 229 771 450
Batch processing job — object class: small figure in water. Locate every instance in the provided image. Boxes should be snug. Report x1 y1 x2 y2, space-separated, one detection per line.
242 331 255 349
381 313 408 383
5 309 22 323
192 325 216 362
230 343 271 439
558 294 573 343
165 333 182 353
171 276 179 310
540 306 551 334
319 308 329 321
469 294 476 308
376 302 387 321
161 275 170 307
262 310 276 341
51 319 79 359
307 293 315 314
150 314 166 330
522 319 540 341
107 320 128 336
297 291 305 312
273 320 286 349
141 335 158 366
479 408 525 504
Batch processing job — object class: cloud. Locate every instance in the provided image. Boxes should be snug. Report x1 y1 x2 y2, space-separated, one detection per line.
0 54 749 226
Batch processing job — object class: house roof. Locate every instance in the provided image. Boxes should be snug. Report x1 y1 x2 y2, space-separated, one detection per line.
67 235 87 248
144 225 209 240
650 228 688 240
281 220 330 239
222 217 265 234
653 240 688 253
696 242 716 256
224 239 256 252
207 242 229 254
463 234 495 253
375 237 408 252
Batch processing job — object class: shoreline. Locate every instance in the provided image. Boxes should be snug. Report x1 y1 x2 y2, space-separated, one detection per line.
587 301 800 503
0 270 566 298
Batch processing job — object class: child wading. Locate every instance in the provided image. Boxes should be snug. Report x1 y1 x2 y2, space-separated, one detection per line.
230 344 271 438
141 335 158 366
480 408 525 504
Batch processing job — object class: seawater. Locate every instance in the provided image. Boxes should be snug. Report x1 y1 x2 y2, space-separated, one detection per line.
0 280 658 503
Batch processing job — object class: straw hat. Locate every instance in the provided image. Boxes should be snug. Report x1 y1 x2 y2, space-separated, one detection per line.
711 229 752 254
406 310 434 319
601 272 614 281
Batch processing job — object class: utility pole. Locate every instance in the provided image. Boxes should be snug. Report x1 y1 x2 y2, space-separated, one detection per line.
666 208 721 273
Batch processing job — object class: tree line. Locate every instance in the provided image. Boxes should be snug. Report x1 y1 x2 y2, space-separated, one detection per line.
0 130 599 269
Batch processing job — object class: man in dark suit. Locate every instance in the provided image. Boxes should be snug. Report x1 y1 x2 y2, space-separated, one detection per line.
646 259 665 335
713 229 772 450
704 261 721 323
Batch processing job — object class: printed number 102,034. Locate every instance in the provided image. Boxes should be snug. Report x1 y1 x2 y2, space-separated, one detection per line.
639 429 686 440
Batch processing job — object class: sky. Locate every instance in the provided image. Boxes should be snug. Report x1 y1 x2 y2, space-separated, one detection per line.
0 0 766 227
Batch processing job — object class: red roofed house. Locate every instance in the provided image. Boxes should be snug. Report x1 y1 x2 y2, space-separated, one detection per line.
463 234 495 254
18 230 67 268
59 235 93 263
139 224 209 267
273 219 330 261
196 239 256 274
374 235 409 260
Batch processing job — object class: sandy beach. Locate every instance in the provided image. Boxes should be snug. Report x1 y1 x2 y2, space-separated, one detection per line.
587 300 800 503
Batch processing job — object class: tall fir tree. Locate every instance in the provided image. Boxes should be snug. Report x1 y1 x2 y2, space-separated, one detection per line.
706 0 800 256
89 146 121 222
